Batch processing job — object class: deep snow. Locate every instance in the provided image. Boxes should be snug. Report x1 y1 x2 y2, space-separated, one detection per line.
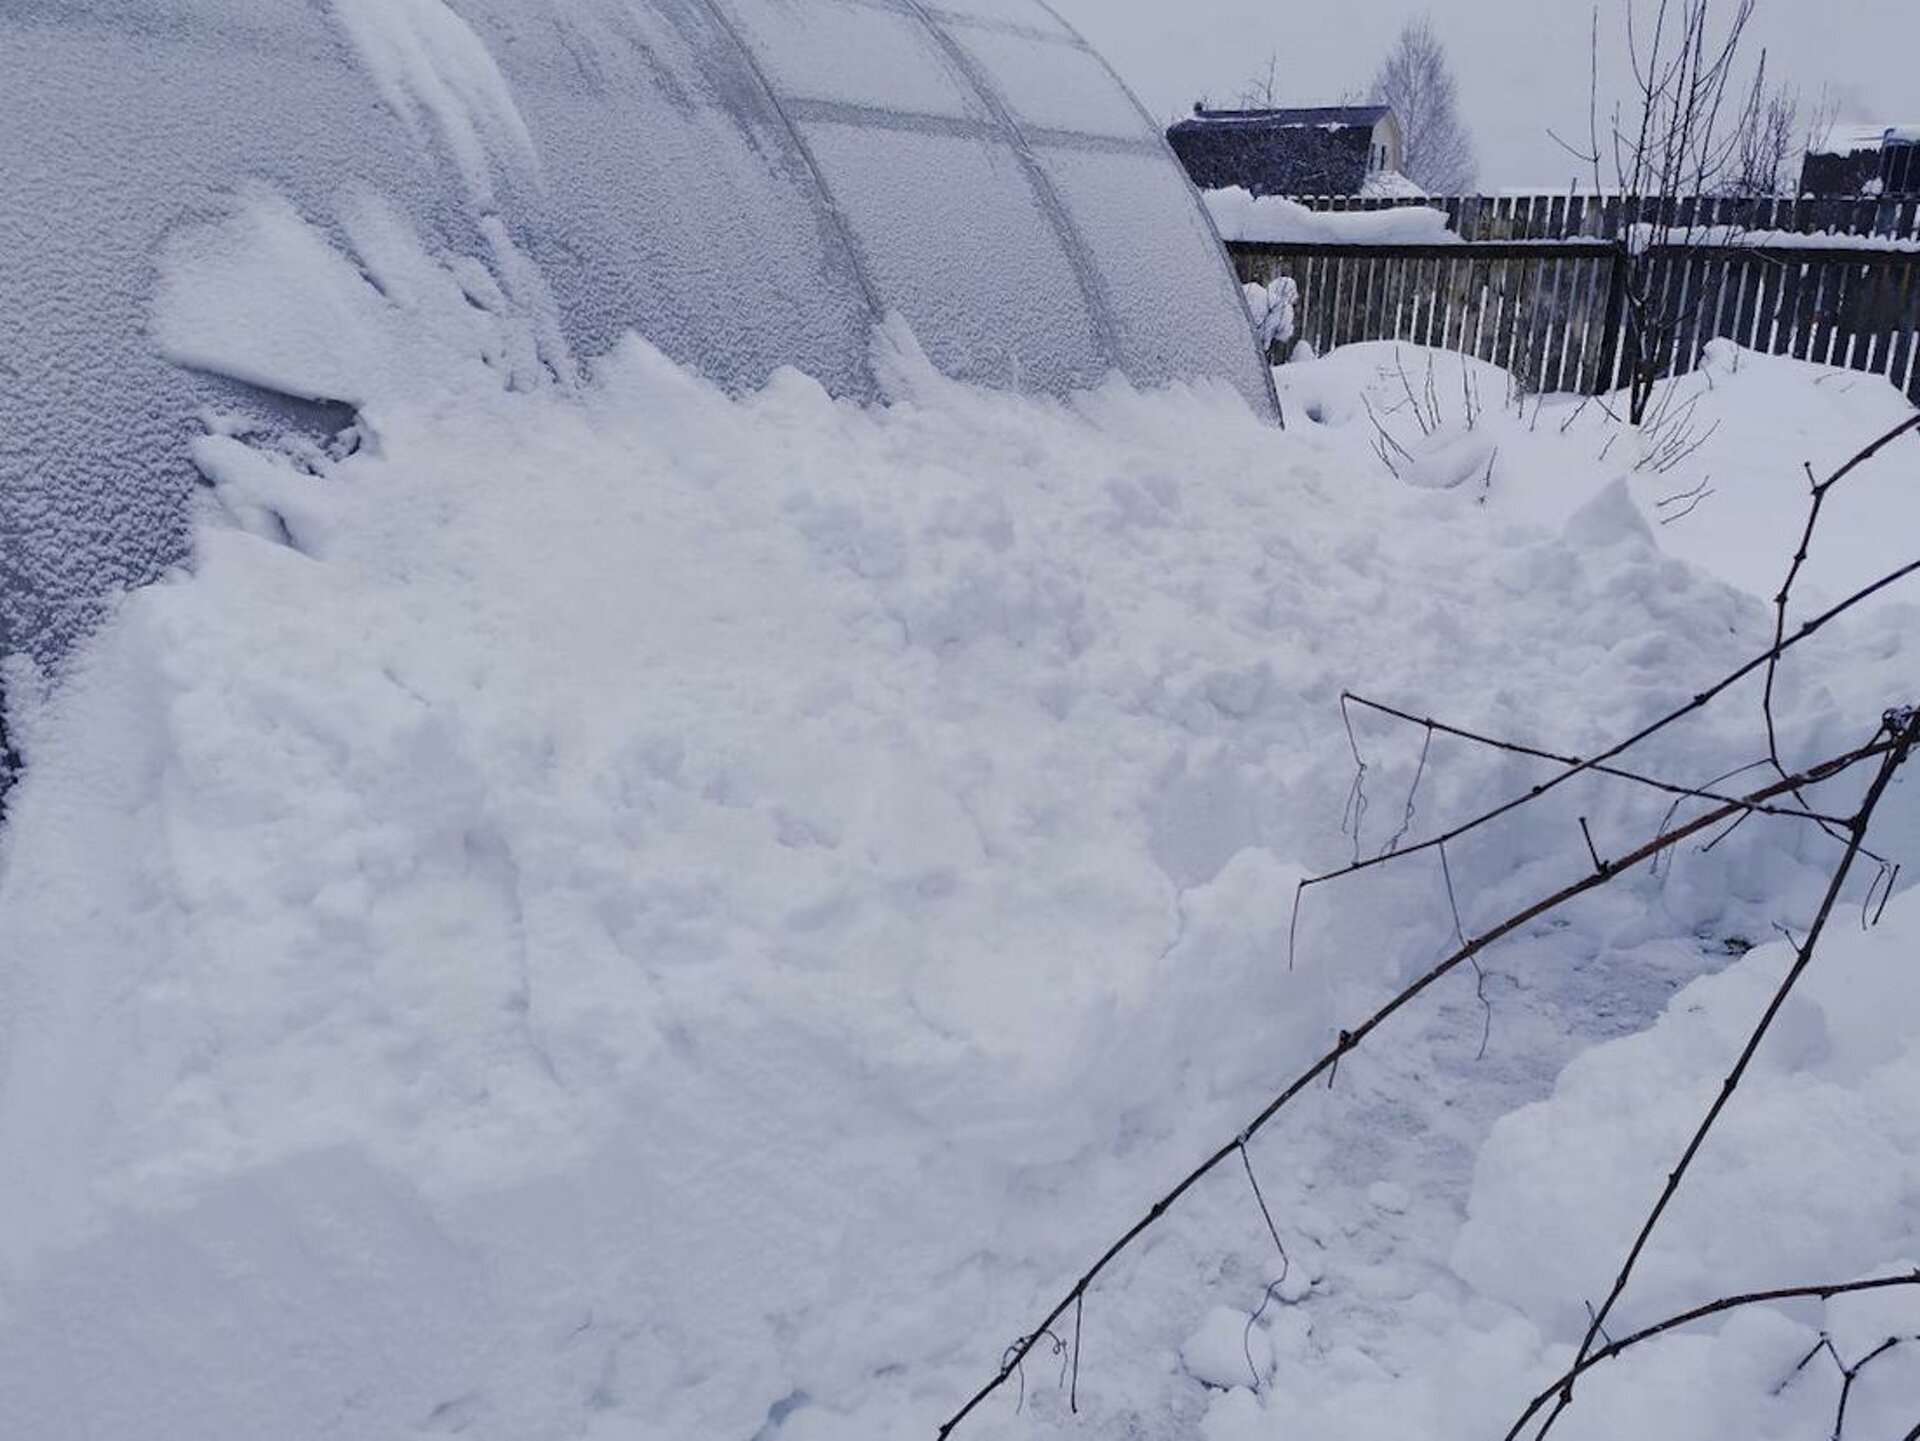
0 312 1916 1440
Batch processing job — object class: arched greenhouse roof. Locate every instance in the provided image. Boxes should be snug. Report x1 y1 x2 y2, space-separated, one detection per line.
0 0 1274 670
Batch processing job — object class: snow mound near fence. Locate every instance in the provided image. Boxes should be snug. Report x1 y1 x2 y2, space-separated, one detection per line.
1204 188 1461 246
1276 338 1920 615
0 314 1914 1440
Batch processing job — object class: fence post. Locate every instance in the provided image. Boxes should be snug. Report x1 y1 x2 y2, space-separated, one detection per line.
1594 245 1631 397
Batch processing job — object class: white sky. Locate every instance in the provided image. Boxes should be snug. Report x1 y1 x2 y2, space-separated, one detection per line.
1046 0 1919 190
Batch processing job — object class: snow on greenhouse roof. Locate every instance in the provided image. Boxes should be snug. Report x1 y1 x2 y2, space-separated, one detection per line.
0 0 1273 671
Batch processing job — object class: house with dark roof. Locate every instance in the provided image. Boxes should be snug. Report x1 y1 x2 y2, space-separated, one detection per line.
1800 124 1920 197
1166 105 1406 198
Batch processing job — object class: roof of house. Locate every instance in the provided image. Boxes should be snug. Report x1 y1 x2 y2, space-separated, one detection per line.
1176 105 1394 131
1166 105 1391 198
1812 123 1920 155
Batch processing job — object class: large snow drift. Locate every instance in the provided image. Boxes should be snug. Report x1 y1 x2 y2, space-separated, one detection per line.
2 301 1916 1439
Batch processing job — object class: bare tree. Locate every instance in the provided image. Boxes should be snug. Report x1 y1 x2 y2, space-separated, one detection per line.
1557 0 1763 422
1724 52 1799 196
1236 51 1280 110
1801 82 1841 163
1593 0 1757 202
1371 16 1478 193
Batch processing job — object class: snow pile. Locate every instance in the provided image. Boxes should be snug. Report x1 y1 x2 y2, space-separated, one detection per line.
1183 1304 1278 1392
0 242 1916 1441
1617 341 1920 607
1204 188 1461 246
1360 169 1427 200
1193 341 1920 1441
1276 337 1920 621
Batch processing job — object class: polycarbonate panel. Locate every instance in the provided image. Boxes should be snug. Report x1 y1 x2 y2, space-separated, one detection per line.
466 0 877 390
1039 147 1280 402
803 123 1107 393
0 0 1275 674
924 0 1075 38
721 0 984 120
0 2 481 670
949 25 1150 140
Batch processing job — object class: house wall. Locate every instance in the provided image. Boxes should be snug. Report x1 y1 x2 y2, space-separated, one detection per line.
1885 143 1919 196
1372 116 1405 174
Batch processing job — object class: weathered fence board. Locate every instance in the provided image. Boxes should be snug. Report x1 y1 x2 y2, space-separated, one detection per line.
1230 239 1920 404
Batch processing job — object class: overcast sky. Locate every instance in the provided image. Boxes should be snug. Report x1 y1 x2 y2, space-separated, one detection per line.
1046 0 1917 190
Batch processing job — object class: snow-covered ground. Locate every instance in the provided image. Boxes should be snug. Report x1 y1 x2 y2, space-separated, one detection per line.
0 322 1916 1440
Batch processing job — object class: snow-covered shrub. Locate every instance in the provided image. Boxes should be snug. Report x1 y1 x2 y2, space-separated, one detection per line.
1241 274 1298 360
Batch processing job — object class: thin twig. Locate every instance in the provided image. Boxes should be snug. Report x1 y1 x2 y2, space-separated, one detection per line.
1239 1144 1290 1275
1243 1277 1289 1392
1341 694 1372 861
1295 556 1920 914
1439 839 1492 1061
1655 476 1716 524
1340 693 1852 839
1069 1294 1082 1415
1773 1327 1920 1441
1579 817 1610 874
1858 859 1897 929
1832 1335 1906 1440
1238 1144 1291 1393
1361 393 1416 476
1506 1272 1920 1438
1381 722 1435 858
1762 414 1920 783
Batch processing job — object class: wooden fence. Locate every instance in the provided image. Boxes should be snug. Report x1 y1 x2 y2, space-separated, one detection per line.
1278 192 1920 243
1229 239 1920 403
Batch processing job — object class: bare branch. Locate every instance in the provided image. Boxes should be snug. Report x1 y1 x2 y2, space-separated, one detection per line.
1341 691 1851 829
1508 1272 1920 1439
1515 709 1920 1441
1294 549 1920 913
937 737 1901 1439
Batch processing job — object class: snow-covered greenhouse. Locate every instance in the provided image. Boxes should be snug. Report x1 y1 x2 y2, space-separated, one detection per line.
0 0 1274 673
